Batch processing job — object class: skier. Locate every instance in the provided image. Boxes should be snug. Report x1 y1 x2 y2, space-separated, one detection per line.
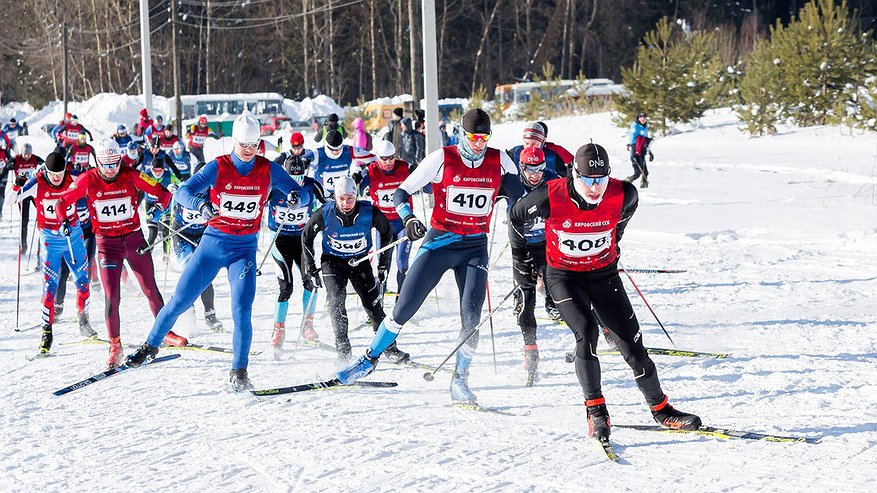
301 176 409 364
3 143 43 247
121 142 141 168
508 142 701 439
626 112 653 188
59 115 93 149
157 125 182 154
508 122 568 178
313 113 346 143
1 118 25 144
169 141 197 181
15 152 95 355
142 159 180 256
507 146 561 383
50 113 72 143
65 133 97 169
273 132 316 169
337 109 524 403
536 121 574 174
170 179 224 332
355 140 415 292
185 115 219 164
0 142 11 221
268 153 321 352
55 160 100 317
142 137 183 180
125 115 309 392
309 129 370 200
113 124 133 149
57 139 187 368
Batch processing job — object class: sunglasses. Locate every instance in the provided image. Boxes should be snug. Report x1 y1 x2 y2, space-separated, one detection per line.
292 144 304 149
378 155 395 162
238 142 259 150
522 164 546 173
326 145 343 152
464 131 491 143
100 162 120 170
578 175 609 186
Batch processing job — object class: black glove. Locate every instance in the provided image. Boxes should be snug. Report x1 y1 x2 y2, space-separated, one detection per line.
648 151 654 162
14 174 27 188
147 203 162 217
286 191 301 209
59 220 72 237
199 202 218 221
306 263 322 289
403 215 427 242
512 247 537 282
377 266 388 285
351 172 363 185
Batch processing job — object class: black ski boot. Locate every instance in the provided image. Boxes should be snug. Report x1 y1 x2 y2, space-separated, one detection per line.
586 398 611 439
651 397 702 430
78 312 97 338
336 341 353 366
126 343 159 368
39 328 54 355
204 309 223 332
640 175 649 189
54 303 64 318
384 342 410 364
229 368 253 392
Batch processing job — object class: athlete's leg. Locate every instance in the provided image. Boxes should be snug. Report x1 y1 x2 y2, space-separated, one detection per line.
97 236 126 339
62 227 91 314
271 235 296 325
123 230 165 316
322 257 352 355
451 244 489 373
38 230 64 328
393 226 411 291
226 249 258 369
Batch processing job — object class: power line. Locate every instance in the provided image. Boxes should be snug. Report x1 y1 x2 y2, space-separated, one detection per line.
176 0 368 30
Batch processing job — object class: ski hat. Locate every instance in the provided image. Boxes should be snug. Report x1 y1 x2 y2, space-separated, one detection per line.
95 139 122 165
198 115 208 125
574 142 610 177
71 115 79 123
374 140 395 158
45 152 66 173
22 143 33 155
519 146 546 171
334 175 357 197
461 109 491 134
290 132 304 146
401 117 413 130
117 124 127 133
232 114 261 145
65 112 72 120
536 121 548 137
9 118 16 124
328 113 339 124
638 111 647 118
172 141 183 151
324 129 344 149
522 122 546 145
393 107 404 118
284 154 307 176
126 143 139 158
140 108 148 117
127 141 139 151
151 159 165 170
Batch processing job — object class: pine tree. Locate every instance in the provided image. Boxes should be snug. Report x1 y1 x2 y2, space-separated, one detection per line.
614 17 725 134
737 38 785 136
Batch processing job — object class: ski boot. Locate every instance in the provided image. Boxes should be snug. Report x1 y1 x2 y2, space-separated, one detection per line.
54 303 64 318
39 327 53 355
126 343 159 368
545 304 562 321
78 312 97 338
162 330 188 347
336 350 379 384
384 342 410 364
107 337 125 369
651 397 701 430
204 309 223 332
586 397 611 439
271 322 286 349
301 315 319 342
229 368 253 392
640 176 649 189
523 344 539 387
450 370 477 404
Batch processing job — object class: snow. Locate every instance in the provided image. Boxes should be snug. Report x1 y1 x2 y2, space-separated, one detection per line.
1 108 876 491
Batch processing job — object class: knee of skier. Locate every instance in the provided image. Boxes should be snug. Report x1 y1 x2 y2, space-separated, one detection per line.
277 279 293 302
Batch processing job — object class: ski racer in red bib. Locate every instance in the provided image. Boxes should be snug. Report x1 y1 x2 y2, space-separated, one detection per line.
125 115 310 392
3 143 43 248
65 133 97 169
15 152 96 357
57 139 185 368
508 142 701 440
337 109 524 403
185 115 219 164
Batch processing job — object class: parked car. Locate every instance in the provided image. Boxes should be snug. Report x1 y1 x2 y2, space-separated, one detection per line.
260 116 291 136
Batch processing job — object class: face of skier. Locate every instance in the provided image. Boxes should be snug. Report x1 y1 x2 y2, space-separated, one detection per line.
164 128 173 139
336 192 357 214
234 141 259 162
152 166 165 179
326 144 343 159
523 137 543 148
291 144 304 156
521 164 545 186
638 114 647 124
573 170 609 205
46 169 65 186
464 131 490 154
98 160 121 181
77 134 87 146
173 147 183 158
377 154 395 173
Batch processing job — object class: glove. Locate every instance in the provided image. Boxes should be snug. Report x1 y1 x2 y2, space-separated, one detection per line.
512 248 536 281
147 204 163 220
286 191 301 208
59 220 72 237
306 263 322 288
377 266 388 285
199 202 218 221
626 144 631 152
168 183 179 194
14 174 27 188
648 151 654 162
403 215 427 242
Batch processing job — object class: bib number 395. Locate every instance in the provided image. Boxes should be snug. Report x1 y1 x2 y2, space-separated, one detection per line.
446 186 492 217
556 230 613 258
219 193 260 220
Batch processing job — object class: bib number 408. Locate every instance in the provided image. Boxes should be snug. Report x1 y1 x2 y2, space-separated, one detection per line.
557 230 613 258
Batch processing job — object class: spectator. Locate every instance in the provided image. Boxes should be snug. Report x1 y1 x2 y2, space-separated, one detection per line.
382 107 404 156
351 117 372 151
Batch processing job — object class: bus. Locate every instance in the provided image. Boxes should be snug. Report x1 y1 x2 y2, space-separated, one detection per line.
494 79 624 111
172 92 286 135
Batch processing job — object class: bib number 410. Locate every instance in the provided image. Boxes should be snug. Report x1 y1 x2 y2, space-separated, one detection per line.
446 186 493 217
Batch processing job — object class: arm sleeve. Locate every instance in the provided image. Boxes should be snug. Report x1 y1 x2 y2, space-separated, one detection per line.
508 186 551 250
164 155 183 180
301 207 325 269
134 169 172 209
615 181 639 245
372 209 394 271
176 160 218 210
57 173 90 221
15 176 39 203
270 161 310 207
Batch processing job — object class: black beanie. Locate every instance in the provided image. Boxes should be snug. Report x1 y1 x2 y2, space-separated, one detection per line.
45 152 66 173
328 113 339 123
325 129 344 148
574 143 611 176
461 109 491 134
393 107 404 118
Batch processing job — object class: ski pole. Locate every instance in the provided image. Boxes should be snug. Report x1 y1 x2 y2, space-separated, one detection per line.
136 221 196 255
618 261 676 347
422 283 519 382
619 268 686 274
484 203 504 374
14 203 22 332
256 205 296 276
348 236 407 267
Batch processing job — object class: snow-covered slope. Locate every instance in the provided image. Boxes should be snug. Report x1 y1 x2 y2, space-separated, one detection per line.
1 109 875 492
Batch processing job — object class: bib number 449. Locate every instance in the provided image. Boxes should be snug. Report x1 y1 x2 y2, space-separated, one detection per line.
219 193 260 220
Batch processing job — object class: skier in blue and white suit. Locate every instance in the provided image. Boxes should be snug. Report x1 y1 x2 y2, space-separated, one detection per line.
308 129 371 200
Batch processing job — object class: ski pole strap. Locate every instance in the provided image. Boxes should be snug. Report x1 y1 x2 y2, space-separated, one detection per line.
348 236 407 267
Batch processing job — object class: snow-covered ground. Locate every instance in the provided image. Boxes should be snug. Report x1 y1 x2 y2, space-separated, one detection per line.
1 108 876 491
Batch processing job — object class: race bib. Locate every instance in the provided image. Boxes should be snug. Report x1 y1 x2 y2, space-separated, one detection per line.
327 236 367 254
175 160 190 172
66 130 80 141
94 197 134 223
219 193 260 220
42 199 76 220
376 189 396 209
192 135 206 145
322 171 349 192
74 153 89 164
556 230 613 258
181 207 206 225
273 206 308 227
446 186 493 217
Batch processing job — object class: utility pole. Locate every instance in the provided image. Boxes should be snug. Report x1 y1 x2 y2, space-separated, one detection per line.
63 21 69 115
171 0 182 129
139 0 154 115
421 0 440 153
206 0 212 94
